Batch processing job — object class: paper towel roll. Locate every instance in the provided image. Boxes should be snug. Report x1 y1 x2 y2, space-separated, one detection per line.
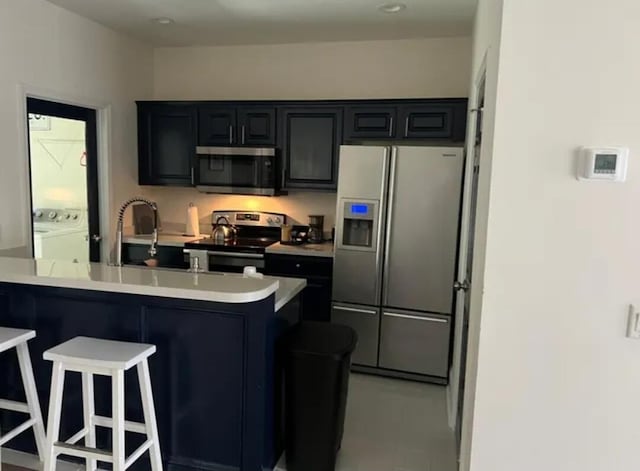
185 203 200 237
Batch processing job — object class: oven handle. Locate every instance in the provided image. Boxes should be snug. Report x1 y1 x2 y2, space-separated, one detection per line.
207 251 264 260
196 146 276 157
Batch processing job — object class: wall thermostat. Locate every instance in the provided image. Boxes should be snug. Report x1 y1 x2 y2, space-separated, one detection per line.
578 147 629 182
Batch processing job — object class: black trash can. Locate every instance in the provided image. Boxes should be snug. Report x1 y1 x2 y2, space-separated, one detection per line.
284 321 358 471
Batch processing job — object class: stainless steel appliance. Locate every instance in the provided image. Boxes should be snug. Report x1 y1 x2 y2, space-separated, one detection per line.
196 147 278 196
184 211 285 273
332 146 464 381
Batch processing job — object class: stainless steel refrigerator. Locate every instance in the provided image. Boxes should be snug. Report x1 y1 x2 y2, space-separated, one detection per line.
332 145 463 380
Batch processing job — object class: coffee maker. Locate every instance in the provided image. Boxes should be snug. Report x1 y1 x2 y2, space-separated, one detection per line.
308 215 324 243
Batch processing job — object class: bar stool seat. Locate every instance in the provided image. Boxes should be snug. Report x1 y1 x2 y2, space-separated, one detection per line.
43 337 162 471
0 327 46 466
44 336 156 371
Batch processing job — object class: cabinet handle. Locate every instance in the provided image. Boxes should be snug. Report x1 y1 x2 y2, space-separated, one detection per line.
190 167 194 185
404 117 409 137
388 117 394 137
333 305 377 316
383 312 448 323
229 125 233 144
241 125 246 145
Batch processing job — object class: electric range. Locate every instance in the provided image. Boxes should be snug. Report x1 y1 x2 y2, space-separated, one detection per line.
184 210 286 272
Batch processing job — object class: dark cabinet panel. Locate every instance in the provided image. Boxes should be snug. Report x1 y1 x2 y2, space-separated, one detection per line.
282 108 343 190
238 108 276 146
265 254 333 322
198 107 236 146
146 307 244 468
399 104 457 140
138 104 196 186
344 106 397 140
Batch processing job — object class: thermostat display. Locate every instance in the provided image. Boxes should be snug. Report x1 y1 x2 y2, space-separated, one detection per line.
578 147 628 182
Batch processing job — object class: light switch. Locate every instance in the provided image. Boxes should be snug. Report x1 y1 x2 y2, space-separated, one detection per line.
626 305 640 339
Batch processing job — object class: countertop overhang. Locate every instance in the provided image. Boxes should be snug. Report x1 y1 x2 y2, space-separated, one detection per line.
0 257 306 309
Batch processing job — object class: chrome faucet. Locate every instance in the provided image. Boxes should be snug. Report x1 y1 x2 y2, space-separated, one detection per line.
114 197 158 266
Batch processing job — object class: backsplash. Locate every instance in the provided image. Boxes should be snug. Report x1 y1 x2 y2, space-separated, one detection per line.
141 187 337 235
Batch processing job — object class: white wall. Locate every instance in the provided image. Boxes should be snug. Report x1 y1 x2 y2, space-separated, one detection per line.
453 1 505 469
0 0 152 255
151 37 472 224
154 37 472 100
467 0 640 470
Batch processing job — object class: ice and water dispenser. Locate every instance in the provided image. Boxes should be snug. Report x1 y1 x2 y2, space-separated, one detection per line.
339 200 378 250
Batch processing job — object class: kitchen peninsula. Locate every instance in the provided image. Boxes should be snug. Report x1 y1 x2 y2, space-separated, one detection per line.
0 257 305 471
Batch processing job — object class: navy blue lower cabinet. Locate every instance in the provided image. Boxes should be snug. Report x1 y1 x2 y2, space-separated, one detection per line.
0 283 300 471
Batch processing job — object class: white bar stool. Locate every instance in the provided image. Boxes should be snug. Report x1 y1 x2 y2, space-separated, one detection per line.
0 328 46 467
42 336 162 471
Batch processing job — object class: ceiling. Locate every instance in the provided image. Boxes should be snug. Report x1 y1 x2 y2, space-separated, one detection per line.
45 0 477 47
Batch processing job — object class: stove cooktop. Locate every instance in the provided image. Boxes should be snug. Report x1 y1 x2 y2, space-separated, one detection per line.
184 237 278 253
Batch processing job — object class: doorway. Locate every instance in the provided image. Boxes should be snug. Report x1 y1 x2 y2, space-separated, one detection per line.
26 98 101 263
454 71 486 450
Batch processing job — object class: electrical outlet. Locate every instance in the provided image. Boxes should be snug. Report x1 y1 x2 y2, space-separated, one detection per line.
627 305 640 339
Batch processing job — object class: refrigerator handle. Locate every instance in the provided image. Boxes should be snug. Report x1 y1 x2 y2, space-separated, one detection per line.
382 147 397 306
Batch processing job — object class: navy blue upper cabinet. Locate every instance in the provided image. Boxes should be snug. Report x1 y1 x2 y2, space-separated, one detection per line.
138 103 196 187
398 100 468 141
281 107 343 191
198 106 236 146
345 100 468 142
198 106 277 146
238 108 277 146
344 106 398 140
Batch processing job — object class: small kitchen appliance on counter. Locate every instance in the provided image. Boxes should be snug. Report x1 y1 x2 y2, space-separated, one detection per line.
307 215 325 243
184 210 286 273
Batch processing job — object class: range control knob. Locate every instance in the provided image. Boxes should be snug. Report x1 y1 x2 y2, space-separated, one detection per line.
72 214 79 220
64 214 71 220
48 211 57 220
267 217 274 224
35 210 43 218
274 217 281 224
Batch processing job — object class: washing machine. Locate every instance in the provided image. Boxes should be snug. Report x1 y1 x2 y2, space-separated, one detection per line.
33 208 89 262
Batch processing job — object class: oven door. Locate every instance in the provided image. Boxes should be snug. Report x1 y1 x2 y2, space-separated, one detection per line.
196 147 277 196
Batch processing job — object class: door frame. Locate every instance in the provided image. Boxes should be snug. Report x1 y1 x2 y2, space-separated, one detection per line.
17 84 112 262
447 57 488 433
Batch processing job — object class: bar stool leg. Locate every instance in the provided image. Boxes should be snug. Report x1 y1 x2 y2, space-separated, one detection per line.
112 369 126 471
44 362 66 471
82 373 97 471
138 360 163 471
16 342 47 461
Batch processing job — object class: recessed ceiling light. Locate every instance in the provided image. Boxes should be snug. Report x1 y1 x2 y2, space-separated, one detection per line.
152 17 175 25
378 2 407 14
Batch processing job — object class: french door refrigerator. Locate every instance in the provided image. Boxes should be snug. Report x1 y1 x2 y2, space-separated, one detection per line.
331 145 463 381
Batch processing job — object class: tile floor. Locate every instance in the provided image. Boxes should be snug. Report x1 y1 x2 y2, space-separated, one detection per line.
2 374 456 471
276 373 457 471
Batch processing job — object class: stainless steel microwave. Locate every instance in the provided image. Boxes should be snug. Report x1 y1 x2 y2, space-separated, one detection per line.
195 147 278 196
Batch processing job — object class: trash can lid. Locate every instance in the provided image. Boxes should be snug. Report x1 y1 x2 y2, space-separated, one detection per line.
287 321 358 357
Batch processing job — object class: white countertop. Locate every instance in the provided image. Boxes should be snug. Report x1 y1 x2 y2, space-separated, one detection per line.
266 242 334 258
0 257 306 310
123 232 205 247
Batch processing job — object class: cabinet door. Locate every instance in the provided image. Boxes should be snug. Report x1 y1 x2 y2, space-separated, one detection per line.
344 106 397 140
399 104 455 140
198 107 236 146
138 104 196 186
379 310 450 377
282 108 343 190
238 107 276 146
